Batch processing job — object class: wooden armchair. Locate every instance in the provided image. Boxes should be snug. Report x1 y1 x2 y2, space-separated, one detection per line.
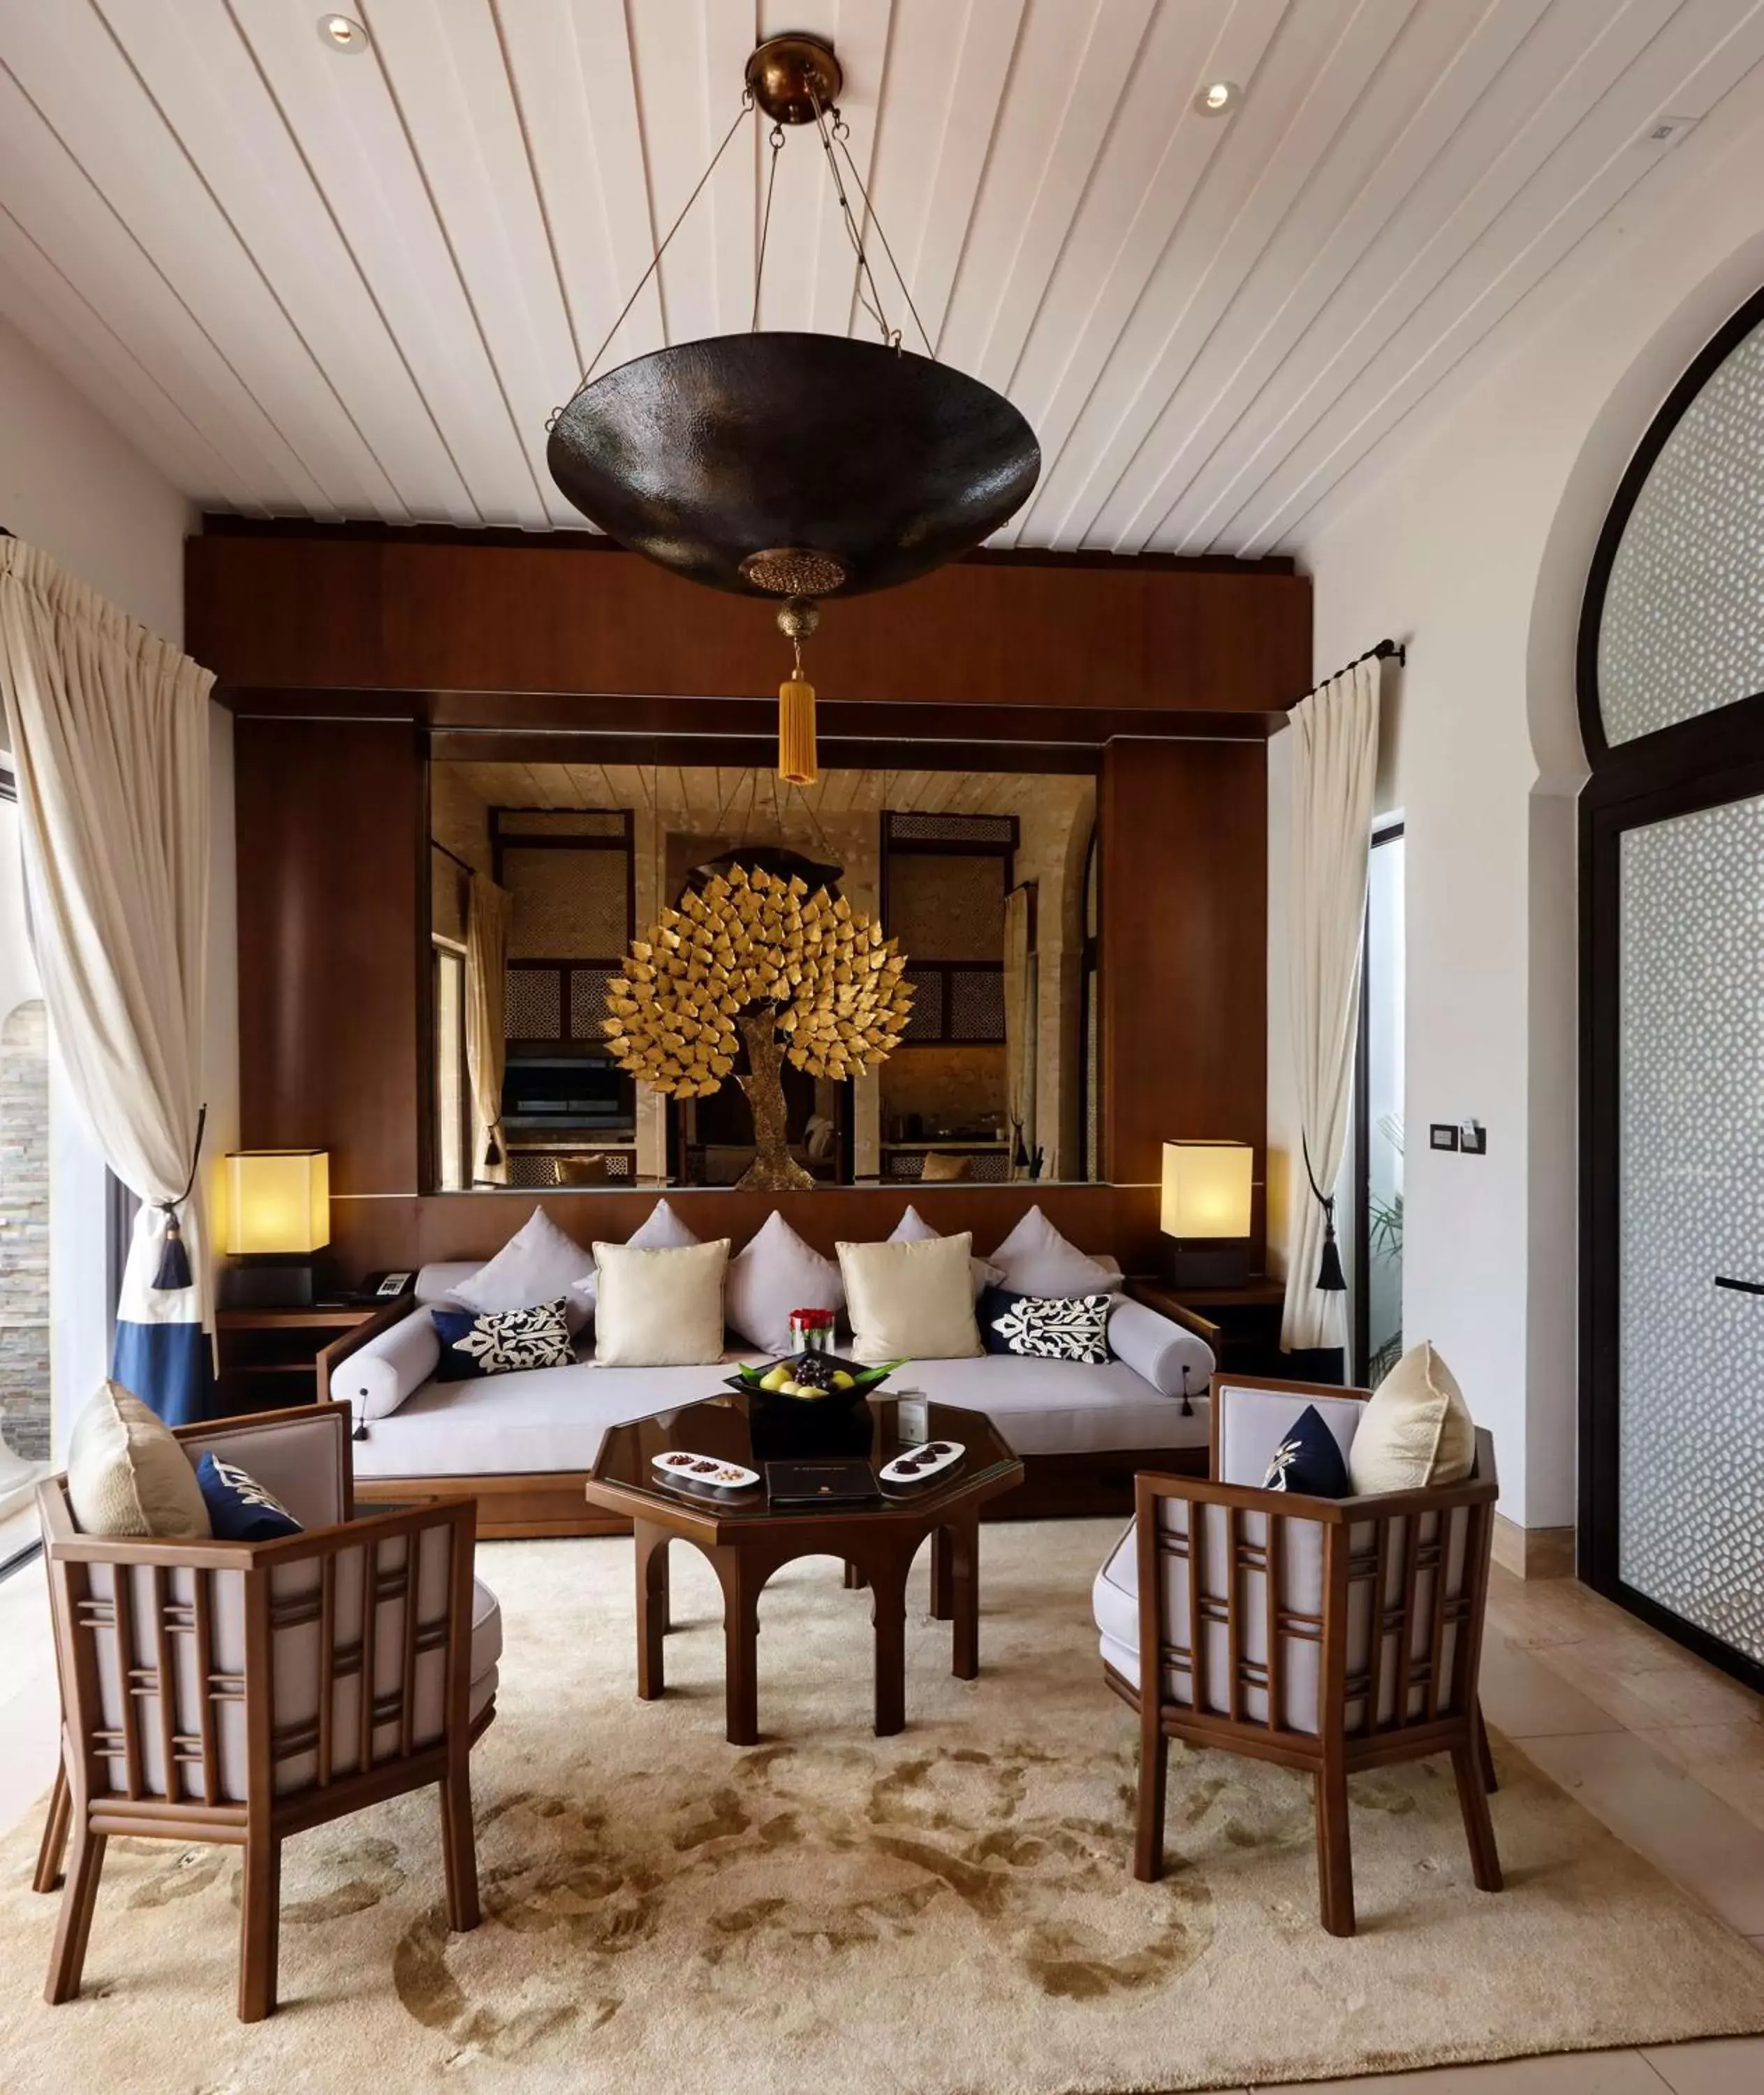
33 1402 499 2020
1094 1374 1501 1936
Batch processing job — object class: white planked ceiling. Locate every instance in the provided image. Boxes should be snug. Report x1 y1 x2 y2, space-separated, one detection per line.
2 1 1762 555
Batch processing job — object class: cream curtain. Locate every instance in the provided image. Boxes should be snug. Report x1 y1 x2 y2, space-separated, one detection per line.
465 872 511 1184
0 538 214 1422
1281 656 1381 1355
1003 884 1034 1173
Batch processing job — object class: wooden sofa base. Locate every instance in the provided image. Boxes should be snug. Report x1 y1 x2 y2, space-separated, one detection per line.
354 1446 1208 1541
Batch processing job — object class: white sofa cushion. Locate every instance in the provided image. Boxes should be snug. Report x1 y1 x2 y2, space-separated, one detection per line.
626 1198 703 1249
726 1211 843 1356
332 1306 442 1420
416 1261 484 1305
897 1353 1211 1457
839 1233 983 1364
1349 1341 1475 1494
989 1205 1124 1297
594 1238 730 1366
451 1206 596 1328
889 1203 1003 1298
1105 1297 1212 1402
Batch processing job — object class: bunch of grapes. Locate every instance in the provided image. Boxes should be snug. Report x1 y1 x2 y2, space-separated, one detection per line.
791 1351 839 1392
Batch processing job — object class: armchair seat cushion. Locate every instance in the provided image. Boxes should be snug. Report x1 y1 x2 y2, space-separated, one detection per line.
1093 1521 1140 1684
471 1575 503 1685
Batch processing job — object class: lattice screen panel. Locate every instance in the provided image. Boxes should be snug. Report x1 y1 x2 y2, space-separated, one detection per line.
887 853 1007 960
902 969 943 1041
1598 315 1764 746
506 968 561 1041
1617 794 1764 1663
570 967 619 1042
948 968 1006 1041
504 848 630 958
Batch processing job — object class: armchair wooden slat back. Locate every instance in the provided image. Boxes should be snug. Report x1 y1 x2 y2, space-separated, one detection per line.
33 1402 492 2021
1107 1374 1504 1935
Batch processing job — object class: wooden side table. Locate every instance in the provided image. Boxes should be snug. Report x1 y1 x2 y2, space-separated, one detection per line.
214 1305 382 1413
1126 1276 1288 1379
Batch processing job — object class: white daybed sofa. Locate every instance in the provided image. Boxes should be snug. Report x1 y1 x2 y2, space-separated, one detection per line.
331 1260 1216 1538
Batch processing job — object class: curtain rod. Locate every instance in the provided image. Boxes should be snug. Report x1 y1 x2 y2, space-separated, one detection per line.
1301 635 1404 704
429 838 476 876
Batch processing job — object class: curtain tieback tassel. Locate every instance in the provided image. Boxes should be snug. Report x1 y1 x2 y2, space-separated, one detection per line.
1301 1134 1348 1295
152 1103 206 1292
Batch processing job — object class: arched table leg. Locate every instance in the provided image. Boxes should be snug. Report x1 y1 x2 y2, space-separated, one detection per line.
711 1547 767 1746
868 1555 911 1737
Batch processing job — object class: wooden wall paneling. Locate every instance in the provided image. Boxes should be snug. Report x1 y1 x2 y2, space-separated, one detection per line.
322 1183 1164 1288
235 719 426 1195
1098 738 1267 1251
188 529 1310 719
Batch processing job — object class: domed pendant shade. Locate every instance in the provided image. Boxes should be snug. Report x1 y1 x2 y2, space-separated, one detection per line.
544 33 1041 781
545 333 1040 601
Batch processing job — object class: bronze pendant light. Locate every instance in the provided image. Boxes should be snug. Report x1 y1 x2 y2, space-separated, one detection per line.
545 33 1042 784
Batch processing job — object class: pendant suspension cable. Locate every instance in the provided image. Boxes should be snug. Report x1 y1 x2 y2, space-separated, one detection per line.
807 85 896 346
831 118 936 360
751 122 786 330
551 91 754 423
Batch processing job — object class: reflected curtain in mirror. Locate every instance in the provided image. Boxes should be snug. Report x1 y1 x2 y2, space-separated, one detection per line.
465 873 511 1184
1003 884 1034 1172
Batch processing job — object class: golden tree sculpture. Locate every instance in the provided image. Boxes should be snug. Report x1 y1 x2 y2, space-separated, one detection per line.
603 865 914 1191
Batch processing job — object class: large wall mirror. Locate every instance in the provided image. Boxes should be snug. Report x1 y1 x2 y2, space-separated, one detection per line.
429 757 1101 1192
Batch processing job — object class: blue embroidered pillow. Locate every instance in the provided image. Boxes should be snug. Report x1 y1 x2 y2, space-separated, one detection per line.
196 1453 303 1541
1262 1405 1351 1497
977 1286 1112 1365
431 1298 575 1381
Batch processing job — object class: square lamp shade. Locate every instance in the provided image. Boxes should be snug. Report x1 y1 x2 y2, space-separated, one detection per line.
1161 1141 1254 1288
223 1149 330 1256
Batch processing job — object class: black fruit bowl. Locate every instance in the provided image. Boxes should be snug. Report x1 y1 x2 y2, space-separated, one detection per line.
723 1353 904 1409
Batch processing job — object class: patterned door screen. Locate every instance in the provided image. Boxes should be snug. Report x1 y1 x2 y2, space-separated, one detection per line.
1597 314 1764 745
1618 795 1764 1661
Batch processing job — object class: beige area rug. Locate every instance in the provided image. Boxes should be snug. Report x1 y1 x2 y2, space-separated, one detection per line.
4 1520 1764 2094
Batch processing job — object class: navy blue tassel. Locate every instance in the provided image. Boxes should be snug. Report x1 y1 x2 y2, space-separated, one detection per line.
151 1103 206 1293
152 1210 192 1291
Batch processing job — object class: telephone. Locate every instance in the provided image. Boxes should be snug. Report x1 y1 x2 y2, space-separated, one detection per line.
359 1270 415 1302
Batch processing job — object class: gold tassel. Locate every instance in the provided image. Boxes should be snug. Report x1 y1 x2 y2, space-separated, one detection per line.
779 672 817 786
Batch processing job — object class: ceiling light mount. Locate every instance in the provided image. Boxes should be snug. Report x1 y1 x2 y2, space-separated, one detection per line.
318 14 367 54
1196 79 1240 115
744 32 844 126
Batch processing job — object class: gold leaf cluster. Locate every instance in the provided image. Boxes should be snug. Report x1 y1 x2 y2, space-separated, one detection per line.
602 865 914 1098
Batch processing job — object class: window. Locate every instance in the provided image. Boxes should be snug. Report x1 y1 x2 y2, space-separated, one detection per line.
433 940 469 1191
1351 823 1404 1385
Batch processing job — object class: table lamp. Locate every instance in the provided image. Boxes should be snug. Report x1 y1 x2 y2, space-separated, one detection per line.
221 1149 330 1307
1161 1140 1254 1288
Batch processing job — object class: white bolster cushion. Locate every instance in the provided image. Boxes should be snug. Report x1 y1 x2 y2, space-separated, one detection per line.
1107 1297 1214 1402
332 1309 441 1421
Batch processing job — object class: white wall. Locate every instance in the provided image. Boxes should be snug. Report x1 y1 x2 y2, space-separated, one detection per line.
1270 102 1764 1532
0 314 233 1443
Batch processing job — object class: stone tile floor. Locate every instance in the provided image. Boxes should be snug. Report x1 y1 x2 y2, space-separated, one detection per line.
0 1539 1759 2089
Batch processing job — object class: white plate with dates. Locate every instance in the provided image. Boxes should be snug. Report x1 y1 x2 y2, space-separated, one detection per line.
652 1450 760 1492
879 1440 965 1487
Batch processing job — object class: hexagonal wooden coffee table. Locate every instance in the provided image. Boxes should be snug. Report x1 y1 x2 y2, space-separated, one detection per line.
585 1390 1024 1744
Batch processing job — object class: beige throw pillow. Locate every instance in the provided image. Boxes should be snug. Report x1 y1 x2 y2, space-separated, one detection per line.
66 1382 212 1540
837 1235 983 1365
1348 1341 1476 1494
592 1239 730 1367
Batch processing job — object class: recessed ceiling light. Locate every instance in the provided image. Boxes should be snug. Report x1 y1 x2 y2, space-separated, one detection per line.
318 14 367 54
1196 80 1240 116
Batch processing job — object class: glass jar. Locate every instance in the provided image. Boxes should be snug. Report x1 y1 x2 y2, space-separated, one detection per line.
790 1308 837 1354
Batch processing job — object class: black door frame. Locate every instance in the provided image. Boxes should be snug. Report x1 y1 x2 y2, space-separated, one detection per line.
1577 279 1764 1696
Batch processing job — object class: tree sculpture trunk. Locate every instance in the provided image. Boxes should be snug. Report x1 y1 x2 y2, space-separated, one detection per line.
735 1012 814 1191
